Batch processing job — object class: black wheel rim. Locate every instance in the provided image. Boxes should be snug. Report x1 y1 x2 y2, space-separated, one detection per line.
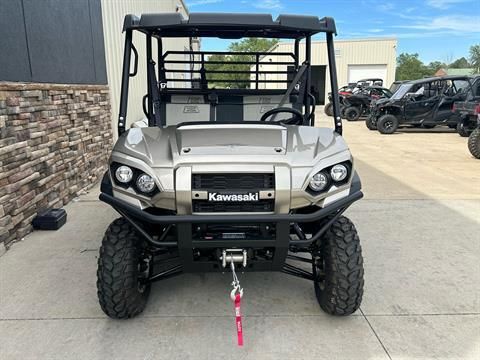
384 120 393 130
137 254 151 293
312 253 326 291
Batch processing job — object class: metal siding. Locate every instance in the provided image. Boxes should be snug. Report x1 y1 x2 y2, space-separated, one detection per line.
24 0 96 83
0 0 107 84
268 38 397 103
0 0 31 81
101 0 192 133
89 0 108 84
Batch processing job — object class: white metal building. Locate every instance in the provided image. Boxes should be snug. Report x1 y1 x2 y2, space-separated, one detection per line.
259 38 397 104
101 0 197 130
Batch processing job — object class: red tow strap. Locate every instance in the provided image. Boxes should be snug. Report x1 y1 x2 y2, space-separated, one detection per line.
234 293 243 346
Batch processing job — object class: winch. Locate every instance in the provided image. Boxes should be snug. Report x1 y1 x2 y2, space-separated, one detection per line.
220 249 248 268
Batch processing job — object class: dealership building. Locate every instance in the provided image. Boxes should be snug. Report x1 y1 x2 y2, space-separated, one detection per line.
0 0 190 246
258 37 398 104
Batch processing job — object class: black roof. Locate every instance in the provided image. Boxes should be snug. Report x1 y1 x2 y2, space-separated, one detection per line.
123 12 336 39
357 78 383 82
407 75 476 85
366 85 390 90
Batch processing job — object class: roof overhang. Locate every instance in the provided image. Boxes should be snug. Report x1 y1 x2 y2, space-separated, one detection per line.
123 12 336 39
408 75 477 85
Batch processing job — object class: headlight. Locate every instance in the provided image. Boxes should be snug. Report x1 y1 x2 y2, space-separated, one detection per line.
136 174 156 193
115 166 133 183
309 172 329 192
331 164 348 182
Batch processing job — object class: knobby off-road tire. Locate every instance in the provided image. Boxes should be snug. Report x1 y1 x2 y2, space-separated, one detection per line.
324 102 333 117
344 106 361 121
457 122 471 137
377 114 398 134
468 128 480 159
365 116 377 130
314 216 364 316
97 218 151 319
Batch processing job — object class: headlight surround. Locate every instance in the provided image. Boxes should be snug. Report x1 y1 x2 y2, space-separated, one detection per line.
111 162 159 196
307 161 351 194
136 174 156 194
115 165 133 183
309 172 329 192
330 164 348 182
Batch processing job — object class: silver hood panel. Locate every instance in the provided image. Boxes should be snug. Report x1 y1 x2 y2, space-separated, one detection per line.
110 124 354 212
176 124 287 156
114 124 348 167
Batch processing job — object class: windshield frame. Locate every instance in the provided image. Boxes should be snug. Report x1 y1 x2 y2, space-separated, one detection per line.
390 83 413 100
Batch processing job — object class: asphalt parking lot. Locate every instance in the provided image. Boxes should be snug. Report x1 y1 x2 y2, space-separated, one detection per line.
1 110 479 359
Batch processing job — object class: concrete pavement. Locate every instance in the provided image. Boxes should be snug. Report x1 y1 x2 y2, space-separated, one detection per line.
1 112 479 359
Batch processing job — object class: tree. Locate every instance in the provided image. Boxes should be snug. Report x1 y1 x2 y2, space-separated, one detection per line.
395 53 430 80
427 61 445 74
449 57 470 69
470 44 480 74
205 38 279 88
228 38 279 53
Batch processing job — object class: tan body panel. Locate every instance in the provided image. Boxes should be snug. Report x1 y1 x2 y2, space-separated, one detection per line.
109 124 354 213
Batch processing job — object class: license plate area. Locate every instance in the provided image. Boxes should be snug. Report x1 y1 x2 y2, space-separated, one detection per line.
193 223 276 241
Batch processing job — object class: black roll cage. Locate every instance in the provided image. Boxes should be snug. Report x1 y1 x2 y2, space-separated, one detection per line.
117 13 342 136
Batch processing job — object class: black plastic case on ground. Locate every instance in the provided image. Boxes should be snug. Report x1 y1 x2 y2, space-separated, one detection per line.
32 209 67 230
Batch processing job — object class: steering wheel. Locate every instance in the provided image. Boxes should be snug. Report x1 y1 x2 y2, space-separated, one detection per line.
260 107 304 125
406 94 417 102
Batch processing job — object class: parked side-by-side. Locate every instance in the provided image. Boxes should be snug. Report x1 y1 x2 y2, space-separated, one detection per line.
367 76 478 134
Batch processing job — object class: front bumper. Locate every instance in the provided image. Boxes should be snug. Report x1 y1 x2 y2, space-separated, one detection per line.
99 186 363 272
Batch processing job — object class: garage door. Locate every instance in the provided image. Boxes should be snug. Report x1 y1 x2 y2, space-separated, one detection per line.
348 65 387 83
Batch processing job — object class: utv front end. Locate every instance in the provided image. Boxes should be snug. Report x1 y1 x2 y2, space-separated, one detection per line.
97 12 364 319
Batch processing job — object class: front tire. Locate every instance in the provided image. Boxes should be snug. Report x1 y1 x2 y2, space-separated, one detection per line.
366 116 377 130
377 114 398 134
457 122 471 137
314 216 364 316
344 106 361 121
97 218 151 319
324 102 333 116
468 128 480 159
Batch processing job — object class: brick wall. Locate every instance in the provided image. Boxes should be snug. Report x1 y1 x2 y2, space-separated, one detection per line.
0 82 113 247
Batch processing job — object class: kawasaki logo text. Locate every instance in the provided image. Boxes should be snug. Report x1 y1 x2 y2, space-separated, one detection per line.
208 193 258 202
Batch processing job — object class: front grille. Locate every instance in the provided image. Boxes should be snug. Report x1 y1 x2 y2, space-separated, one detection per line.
192 173 274 190
192 199 275 213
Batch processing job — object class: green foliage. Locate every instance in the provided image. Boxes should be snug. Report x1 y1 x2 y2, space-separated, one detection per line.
469 44 480 74
448 57 470 69
228 38 279 53
427 61 445 73
205 38 279 88
395 53 431 80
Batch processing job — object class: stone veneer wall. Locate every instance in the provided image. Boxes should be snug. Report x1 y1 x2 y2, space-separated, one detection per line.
0 82 113 248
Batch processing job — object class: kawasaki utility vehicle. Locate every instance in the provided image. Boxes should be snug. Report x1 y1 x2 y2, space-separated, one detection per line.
341 86 393 121
367 76 475 134
97 12 364 319
324 78 384 116
453 77 480 158
453 76 480 138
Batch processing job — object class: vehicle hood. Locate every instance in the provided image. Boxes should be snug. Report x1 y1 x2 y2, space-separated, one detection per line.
112 124 350 168
373 97 392 108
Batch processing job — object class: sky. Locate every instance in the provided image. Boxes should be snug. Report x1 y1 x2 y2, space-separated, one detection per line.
184 0 480 64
